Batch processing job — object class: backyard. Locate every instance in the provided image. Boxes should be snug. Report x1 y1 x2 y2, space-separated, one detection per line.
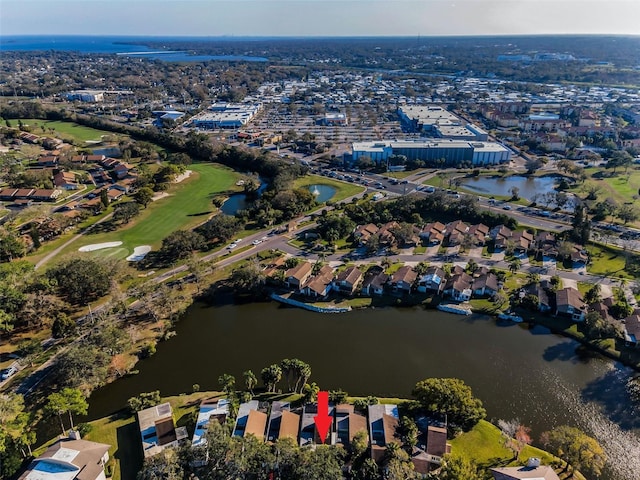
8 118 119 144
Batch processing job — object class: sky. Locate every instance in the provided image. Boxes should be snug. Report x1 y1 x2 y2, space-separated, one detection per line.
1 0 639 37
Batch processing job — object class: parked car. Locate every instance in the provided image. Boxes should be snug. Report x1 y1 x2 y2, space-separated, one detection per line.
1 366 17 381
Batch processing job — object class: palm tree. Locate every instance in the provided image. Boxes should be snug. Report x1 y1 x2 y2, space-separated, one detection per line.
509 258 522 275
243 370 257 395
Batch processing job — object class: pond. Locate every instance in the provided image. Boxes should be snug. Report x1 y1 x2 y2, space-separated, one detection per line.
86 302 640 480
220 180 268 215
460 175 561 201
308 184 337 203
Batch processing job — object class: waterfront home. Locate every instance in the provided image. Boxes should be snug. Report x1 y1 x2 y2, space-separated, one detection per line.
491 460 560 480
233 401 267 441
589 301 613 323
138 402 188 458
472 272 499 297
368 404 400 463
443 272 473 302
266 402 300 442
353 223 379 245
525 282 552 312
555 287 587 321
334 404 368 448
623 314 640 347
300 265 334 299
389 265 418 294
192 398 230 448
300 402 336 446
333 266 364 295
17 435 111 480
419 221 446 245
284 261 313 288
361 271 389 296
416 266 445 294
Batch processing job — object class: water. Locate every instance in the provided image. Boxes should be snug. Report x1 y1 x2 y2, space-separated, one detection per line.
308 184 337 203
220 193 249 215
0 36 268 62
86 302 640 479
461 175 560 201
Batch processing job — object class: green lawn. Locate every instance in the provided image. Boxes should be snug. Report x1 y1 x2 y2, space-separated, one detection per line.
586 243 633 279
293 175 365 203
8 119 117 144
69 164 241 258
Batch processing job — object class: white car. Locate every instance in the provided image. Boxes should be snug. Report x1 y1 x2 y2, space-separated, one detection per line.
1 366 17 381
235 238 243 243
226 243 237 250
252 239 262 245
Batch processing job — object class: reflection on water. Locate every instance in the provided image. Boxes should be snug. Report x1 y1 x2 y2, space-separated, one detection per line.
461 175 560 200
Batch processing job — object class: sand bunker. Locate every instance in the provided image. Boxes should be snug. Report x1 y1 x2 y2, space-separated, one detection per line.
173 170 193 183
126 245 152 262
78 241 123 252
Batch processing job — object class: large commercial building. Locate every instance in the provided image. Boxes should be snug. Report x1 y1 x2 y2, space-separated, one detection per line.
398 105 488 141
191 103 262 129
66 90 104 102
350 139 511 167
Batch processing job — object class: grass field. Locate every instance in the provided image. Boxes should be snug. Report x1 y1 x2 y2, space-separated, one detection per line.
66 164 241 259
293 175 365 203
586 243 633 279
8 118 117 144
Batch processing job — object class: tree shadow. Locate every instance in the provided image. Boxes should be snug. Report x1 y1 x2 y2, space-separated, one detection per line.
116 419 143 480
85 220 118 234
542 342 584 364
581 368 640 430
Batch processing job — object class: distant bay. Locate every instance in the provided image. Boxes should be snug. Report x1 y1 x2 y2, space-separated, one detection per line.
0 35 268 62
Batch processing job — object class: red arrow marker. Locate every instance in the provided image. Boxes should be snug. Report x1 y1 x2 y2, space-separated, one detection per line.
313 391 331 444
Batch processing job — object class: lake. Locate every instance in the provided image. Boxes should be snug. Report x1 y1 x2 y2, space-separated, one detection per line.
86 302 640 480
460 175 560 201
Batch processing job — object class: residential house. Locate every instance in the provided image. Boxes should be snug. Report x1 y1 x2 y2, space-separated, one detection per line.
300 265 334 299
368 404 400 463
17 436 111 480
377 221 399 246
491 225 513 250
445 220 469 246
38 155 58 167
266 402 300 443
86 154 106 164
571 249 589 268
300 402 336 446
361 271 389 296
491 462 560 480
106 187 125 202
138 402 188 458
54 171 79 190
419 221 446 245
525 282 552 312
334 404 368 448
512 230 534 252
389 265 417 294
555 287 587 321
623 314 640 347
192 398 230 448
416 266 445 294
333 266 364 295
467 223 489 245
353 223 379 245
90 168 111 186
284 262 313 289
472 272 499 297
31 189 61 201
233 400 267 441
443 272 473 301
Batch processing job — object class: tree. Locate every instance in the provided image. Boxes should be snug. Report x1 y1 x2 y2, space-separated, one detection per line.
261 364 282 393
113 201 141 224
498 418 531 460
100 188 110 209
508 258 522 274
137 448 184 480
51 313 76 339
509 186 520 200
616 204 639 224
198 214 243 243
412 378 486 432
584 283 601 304
49 257 113 304
46 388 88 434
0 229 26 263
158 230 204 262
302 382 320 403
243 370 257 394
55 345 110 394
218 373 236 395
438 456 483 480
134 187 155 208
397 416 418 452
525 158 543 174
128 391 161 413
228 262 265 293
540 426 606 477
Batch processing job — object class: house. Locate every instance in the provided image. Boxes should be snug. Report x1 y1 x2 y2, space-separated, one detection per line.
467 223 489 245
31 189 61 201
368 404 400 463
525 282 552 312
300 265 334 299
17 435 111 480
38 155 59 167
491 462 560 480
472 272 499 297
445 220 469 245
361 271 389 296
138 402 188 458
416 266 445 294
0 188 19 201
420 221 446 245
512 230 534 252
377 221 399 246
333 266 364 295
233 400 267 441
334 404 368 448
354 223 379 244
623 314 640 347
389 265 417 294
491 225 513 250
54 171 79 190
555 287 587 321
571 249 588 268
86 154 106 163
266 402 300 442
284 261 313 288
443 272 473 301
300 402 336 446
90 168 111 185
191 398 230 447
